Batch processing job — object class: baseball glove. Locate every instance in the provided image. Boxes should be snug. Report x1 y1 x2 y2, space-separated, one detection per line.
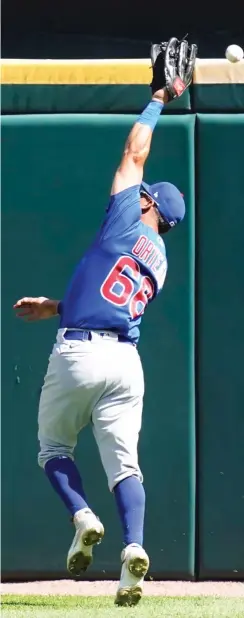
150 37 198 100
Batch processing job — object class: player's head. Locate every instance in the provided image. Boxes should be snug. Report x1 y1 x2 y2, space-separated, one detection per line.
140 181 185 234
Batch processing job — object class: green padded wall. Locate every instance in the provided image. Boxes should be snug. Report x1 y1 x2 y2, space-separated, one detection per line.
192 85 244 112
196 114 244 578
3 83 244 115
140 115 195 577
2 114 195 579
1 85 190 114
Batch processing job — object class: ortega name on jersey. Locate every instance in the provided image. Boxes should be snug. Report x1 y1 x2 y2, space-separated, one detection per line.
60 184 168 344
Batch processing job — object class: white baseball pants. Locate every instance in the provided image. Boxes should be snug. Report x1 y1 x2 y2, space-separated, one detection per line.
38 329 144 491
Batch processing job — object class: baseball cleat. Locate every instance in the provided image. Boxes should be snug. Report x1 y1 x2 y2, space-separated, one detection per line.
67 508 104 577
115 543 150 607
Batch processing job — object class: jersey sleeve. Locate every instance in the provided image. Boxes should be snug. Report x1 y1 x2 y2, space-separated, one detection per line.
99 185 141 241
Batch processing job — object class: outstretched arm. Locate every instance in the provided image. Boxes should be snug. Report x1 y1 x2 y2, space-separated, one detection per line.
111 36 197 197
111 88 168 196
13 297 62 321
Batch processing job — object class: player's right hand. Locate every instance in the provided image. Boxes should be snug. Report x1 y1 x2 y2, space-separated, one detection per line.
13 297 59 321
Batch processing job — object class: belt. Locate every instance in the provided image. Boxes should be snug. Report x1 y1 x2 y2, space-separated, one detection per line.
63 329 135 346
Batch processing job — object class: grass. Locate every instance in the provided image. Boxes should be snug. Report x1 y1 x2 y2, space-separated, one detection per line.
2 595 244 618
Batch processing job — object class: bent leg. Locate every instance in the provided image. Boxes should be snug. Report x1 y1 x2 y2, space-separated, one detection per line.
38 337 106 575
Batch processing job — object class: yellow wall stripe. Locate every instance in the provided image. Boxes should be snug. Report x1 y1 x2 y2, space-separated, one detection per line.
1 59 152 85
1 58 244 85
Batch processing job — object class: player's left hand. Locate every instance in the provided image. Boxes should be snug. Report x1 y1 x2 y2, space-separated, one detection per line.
150 37 198 100
13 297 59 321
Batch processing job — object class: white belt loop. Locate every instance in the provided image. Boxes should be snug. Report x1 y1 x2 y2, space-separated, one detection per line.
57 328 68 343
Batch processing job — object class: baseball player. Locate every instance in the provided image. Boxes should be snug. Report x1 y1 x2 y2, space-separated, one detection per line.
14 39 197 606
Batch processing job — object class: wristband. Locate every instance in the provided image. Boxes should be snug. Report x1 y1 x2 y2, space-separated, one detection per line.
137 100 164 131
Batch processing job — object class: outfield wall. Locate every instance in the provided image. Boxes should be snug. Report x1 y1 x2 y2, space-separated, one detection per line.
1 59 244 580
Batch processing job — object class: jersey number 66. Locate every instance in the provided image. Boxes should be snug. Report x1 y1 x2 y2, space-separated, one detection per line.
100 256 154 319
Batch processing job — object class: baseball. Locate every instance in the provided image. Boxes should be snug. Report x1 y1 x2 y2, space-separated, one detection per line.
225 44 243 63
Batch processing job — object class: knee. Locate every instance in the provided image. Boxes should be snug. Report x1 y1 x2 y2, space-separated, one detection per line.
38 444 74 469
110 469 143 493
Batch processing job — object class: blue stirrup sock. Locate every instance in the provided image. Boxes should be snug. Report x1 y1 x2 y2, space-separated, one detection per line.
137 100 164 131
114 476 146 547
45 456 89 517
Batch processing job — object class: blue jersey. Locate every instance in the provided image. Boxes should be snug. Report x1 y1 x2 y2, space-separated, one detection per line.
60 185 167 345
